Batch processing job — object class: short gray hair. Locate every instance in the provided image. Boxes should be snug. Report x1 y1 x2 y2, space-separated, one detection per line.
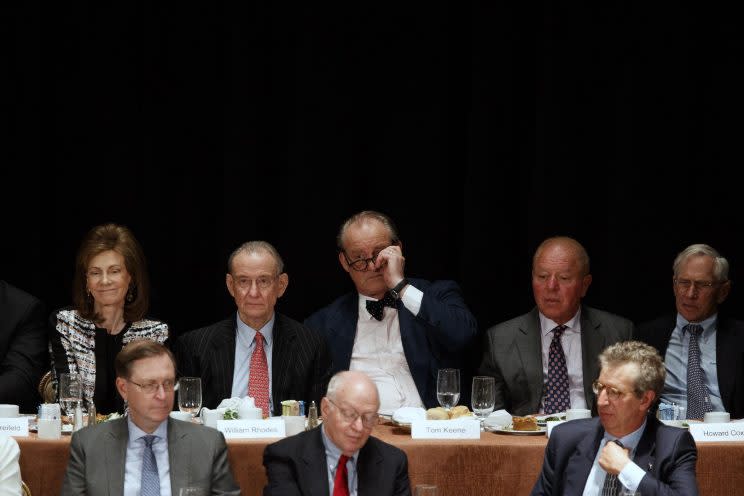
673 243 729 282
598 341 665 398
336 210 400 252
227 240 284 275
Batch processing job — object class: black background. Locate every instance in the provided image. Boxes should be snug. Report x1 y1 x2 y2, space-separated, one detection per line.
4 4 743 348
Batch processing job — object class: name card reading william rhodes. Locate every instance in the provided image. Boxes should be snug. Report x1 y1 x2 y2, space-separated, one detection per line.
217 418 286 439
411 419 480 439
689 422 744 442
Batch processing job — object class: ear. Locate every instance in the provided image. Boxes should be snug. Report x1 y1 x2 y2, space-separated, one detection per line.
276 273 289 297
116 377 128 402
581 274 593 297
640 390 656 411
321 397 331 418
717 280 732 304
338 252 351 274
226 273 236 298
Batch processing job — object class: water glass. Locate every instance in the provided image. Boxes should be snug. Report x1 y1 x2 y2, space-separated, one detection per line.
178 377 203 418
414 485 439 496
58 373 82 424
471 376 495 421
436 368 460 411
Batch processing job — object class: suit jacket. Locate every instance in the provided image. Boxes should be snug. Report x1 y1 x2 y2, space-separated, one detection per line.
175 312 332 412
304 278 478 408
263 426 411 496
0 280 48 412
531 415 698 496
478 306 634 415
635 314 744 419
61 417 240 495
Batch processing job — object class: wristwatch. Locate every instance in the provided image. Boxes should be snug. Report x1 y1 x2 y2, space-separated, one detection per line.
389 278 409 300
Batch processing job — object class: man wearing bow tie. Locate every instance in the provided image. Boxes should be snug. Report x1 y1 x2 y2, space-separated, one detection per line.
305 210 478 411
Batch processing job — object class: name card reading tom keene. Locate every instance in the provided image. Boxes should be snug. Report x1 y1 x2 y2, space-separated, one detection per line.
217 418 285 439
689 422 744 442
411 419 481 439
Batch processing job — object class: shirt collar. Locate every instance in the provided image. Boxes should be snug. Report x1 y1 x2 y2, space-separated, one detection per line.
603 417 647 453
236 311 275 346
320 423 360 463
127 416 168 443
539 308 581 338
357 293 386 321
675 313 717 337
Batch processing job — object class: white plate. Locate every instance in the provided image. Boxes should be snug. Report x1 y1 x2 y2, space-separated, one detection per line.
29 424 74 434
534 413 566 426
486 424 547 436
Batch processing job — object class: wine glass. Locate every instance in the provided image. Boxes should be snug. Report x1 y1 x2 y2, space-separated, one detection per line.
58 372 82 425
178 377 202 419
471 375 495 423
436 368 460 411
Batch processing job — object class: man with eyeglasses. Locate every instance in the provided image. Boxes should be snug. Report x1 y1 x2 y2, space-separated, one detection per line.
479 236 634 416
532 340 698 495
635 243 744 419
263 370 411 495
305 210 478 412
62 339 240 495
176 240 332 415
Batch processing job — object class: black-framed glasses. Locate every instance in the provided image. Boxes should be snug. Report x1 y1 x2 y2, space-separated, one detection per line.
592 380 628 401
326 397 379 428
673 278 719 293
342 250 384 272
128 379 176 395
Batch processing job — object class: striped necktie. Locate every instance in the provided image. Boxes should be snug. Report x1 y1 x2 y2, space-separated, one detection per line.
140 435 160 496
685 324 713 419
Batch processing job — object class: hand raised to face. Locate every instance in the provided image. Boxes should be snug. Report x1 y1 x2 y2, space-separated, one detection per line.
373 245 406 289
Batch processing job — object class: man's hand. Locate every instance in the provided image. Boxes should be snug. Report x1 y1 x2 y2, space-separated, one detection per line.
598 440 631 475
374 245 406 289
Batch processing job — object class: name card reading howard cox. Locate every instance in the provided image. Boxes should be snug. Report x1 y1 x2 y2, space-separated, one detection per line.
411 419 481 439
0 418 29 437
217 418 286 439
689 423 744 442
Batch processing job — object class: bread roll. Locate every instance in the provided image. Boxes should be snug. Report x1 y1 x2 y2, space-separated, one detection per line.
449 405 472 419
426 407 450 420
511 416 539 431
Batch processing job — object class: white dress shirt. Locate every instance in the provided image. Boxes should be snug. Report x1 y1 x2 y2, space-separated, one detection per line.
124 418 171 496
231 313 275 415
350 285 425 413
539 311 587 413
0 435 21 496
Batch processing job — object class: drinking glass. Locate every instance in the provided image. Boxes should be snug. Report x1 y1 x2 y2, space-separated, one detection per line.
58 373 82 425
414 484 439 496
178 377 202 418
436 368 460 411
471 375 495 422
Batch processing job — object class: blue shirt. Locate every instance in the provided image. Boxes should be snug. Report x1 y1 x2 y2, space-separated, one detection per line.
583 419 647 495
661 314 724 412
321 424 360 496
231 313 275 415
124 418 171 496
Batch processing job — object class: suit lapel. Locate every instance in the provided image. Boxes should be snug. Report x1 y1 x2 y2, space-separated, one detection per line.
356 439 383 494
168 419 190 490
271 313 295 413
517 309 544 413
633 416 658 475
105 418 129 496
212 318 238 402
580 308 605 411
715 320 737 408
301 429 331 496
328 295 359 370
563 420 604 494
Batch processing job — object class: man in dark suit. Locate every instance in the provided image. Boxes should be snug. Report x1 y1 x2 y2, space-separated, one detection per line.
532 340 698 496
479 236 634 416
0 280 48 412
635 243 744 419
263 370 411 495
304 210 478 411
62 339 240 495
176 241 332 415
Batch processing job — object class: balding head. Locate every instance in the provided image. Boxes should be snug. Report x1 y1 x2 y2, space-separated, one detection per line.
321 371 380 456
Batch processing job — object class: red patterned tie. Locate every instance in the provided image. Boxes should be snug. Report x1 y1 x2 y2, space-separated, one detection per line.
248 331 270 417
333 455 350 496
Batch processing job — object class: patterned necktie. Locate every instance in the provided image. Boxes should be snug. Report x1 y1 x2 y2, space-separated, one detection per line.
140 435 160 496
365 292 397 321
248 331 270 417
601 439 625 496
543 325 570 414
685 324 713 419
333 454 350 496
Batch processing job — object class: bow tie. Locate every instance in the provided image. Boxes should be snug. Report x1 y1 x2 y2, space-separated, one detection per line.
365 293 397 321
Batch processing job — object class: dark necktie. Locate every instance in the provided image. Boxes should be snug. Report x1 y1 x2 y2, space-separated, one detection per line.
248 331 270 417
140 435 160 496
543 325 570 414
333 454 350 496
365 292 397 321
685 324 713 419
601 440 625 496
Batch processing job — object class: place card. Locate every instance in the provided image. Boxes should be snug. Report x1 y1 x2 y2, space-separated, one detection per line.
411 419 480 439
217 418 285 439
546 420 565 438
689 422 744 442
0 417 29 437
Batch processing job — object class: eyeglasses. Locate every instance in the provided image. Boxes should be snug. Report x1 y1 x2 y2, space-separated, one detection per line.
128 379 176 395
673 278 719 293
342 250 384 272
592 380 629 401
232 275 278 291
326 397 379 428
